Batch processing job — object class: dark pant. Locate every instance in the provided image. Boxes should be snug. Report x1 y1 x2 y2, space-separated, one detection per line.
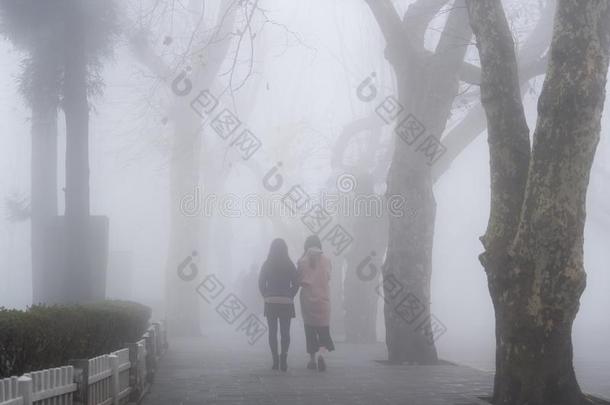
267 315 291 355
304 324 335 355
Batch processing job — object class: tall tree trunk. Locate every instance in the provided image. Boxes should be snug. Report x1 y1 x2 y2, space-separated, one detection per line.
63 3 91 302
384 148 437 363
30 50 59 304
334 118 387 343
344 174 385 343
163 1 238 336
467 1 610 403
165 105 204 336
367 0 471 363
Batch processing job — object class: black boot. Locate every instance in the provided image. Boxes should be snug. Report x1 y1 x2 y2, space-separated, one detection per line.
280 354 288 372
272 353 279 370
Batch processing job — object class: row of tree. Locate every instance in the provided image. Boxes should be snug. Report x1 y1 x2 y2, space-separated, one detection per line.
359 0 609 403
2 1 608 403
0 0 118 303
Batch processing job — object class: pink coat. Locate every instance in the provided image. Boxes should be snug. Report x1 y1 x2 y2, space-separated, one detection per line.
298 248 332 327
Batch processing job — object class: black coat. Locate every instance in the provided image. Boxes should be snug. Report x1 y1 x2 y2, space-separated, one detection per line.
258 259 299 298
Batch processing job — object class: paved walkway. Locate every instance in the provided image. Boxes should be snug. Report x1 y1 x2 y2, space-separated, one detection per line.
142 322 609 405
143 332 494 405
575 360 610 401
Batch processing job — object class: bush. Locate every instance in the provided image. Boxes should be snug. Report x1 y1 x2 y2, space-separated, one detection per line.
0 300 151 378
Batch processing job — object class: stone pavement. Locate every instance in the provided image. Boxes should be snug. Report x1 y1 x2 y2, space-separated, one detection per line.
575 359 610 401
143 332 494 405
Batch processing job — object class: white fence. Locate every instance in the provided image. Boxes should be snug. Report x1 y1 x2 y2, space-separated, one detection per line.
0 377 24 405
0 322 167 405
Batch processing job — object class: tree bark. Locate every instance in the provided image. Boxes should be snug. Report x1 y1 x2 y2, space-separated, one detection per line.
467 0 610 403
63 2 92 302
30 49 59 304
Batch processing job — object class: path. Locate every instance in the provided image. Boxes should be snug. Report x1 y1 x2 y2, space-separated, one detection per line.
143 333 494 405
141 320 609 405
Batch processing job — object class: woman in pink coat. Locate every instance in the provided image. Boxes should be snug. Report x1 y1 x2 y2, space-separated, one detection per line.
297 235 335 371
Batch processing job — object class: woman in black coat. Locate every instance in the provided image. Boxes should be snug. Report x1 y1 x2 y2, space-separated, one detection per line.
259 238 299 371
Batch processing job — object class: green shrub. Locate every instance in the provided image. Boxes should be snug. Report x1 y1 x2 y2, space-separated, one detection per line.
0 300 151 378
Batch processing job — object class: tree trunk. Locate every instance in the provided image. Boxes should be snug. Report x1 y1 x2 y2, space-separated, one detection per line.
333 117 387 343
383 162 437 363
156 1 238 336
63 3 91 302
370 0 471 364
343 174 385 343
165 105 204 336
467 1 610 403
30 50 59 304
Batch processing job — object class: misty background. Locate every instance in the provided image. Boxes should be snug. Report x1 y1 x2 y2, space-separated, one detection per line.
0 0 608 383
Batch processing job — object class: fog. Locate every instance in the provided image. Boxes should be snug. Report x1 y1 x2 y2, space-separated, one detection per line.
1 0 609 398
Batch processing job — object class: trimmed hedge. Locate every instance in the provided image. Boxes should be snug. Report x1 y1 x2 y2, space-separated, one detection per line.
0 300 151 378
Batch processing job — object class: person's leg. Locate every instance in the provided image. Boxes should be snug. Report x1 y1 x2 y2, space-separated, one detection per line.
267 315 279 370
267 315 279 354
279 316 291 354
279 315 291 371
304 325 317 369
319 326 335 352
316 327 333 372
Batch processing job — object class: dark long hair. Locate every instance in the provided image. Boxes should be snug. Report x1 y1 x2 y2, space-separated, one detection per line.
266 238 292 271
303 235 322 267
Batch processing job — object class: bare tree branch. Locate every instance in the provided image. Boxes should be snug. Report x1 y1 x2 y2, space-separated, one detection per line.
363 0 407 48
459 60 481 84
364 0 420 66
465 0 530 248
331 114 382 170
126 0 239 90
432 1 555 181
403 0 451 49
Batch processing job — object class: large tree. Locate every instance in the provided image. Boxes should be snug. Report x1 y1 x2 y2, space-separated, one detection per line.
60 0 117 303
362 0 475 363
128 0 270 335
0 0 117 303
129 0 237 335
330 117 388 343
467 0 610 403
362 0 551 363
0 1 61 304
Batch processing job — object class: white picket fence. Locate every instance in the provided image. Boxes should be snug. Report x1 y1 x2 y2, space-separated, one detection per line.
0 377 24 405
0 322 167 405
